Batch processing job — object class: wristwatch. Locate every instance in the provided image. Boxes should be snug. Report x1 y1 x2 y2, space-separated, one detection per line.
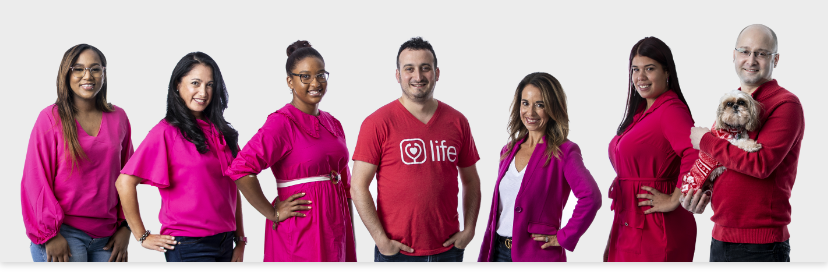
234 236 248 245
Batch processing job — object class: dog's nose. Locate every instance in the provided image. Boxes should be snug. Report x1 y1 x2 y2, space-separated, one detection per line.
732 105 739 110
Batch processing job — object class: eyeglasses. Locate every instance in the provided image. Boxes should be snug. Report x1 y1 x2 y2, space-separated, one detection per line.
290 71 329 84
69 66 105 78
734 48 777 60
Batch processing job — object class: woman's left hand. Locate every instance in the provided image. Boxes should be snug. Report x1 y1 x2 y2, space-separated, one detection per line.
531 234 560 249
637 186 679 214
104 226 130 262
231 244 244 262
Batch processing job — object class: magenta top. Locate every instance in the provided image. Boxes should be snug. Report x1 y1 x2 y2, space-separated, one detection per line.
225 104 351 192
21 105 134 244
121 119 237 237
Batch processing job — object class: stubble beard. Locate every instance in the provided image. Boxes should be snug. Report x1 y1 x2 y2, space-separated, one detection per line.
401 84 434 103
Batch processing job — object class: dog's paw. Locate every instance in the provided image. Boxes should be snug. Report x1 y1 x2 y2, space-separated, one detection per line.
733 139 762 152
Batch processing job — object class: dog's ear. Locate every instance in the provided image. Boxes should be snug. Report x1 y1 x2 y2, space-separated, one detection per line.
715 98 727 130
745 96 763 131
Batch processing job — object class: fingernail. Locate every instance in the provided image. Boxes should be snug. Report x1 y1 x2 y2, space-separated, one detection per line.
307 206 312 209
171 237 175 240
302 193 306 195
308 201 312 204
173 241 178 244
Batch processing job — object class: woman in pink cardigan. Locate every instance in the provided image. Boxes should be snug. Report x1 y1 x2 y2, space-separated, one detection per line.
478 72 602 262
604 37 699 262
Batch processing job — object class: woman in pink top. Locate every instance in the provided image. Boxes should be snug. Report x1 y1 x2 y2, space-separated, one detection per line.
116 52 246 262
226 40 356 262
22 44 133 262
604 37 700 262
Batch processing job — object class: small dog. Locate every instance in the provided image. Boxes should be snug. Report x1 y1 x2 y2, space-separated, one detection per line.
681 90 762 195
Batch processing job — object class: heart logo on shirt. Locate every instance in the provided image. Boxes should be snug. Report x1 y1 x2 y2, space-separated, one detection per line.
400 139 426 164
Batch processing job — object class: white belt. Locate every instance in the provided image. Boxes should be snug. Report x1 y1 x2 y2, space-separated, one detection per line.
276 170 341 188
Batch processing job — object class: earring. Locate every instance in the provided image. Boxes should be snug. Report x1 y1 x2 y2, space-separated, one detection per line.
288 88 293 94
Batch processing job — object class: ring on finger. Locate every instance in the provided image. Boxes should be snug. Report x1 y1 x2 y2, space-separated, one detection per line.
650 199 653 206
545 236 549 243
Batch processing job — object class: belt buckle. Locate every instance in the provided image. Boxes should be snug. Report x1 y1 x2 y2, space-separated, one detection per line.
330 170 341 184
505 238 512 249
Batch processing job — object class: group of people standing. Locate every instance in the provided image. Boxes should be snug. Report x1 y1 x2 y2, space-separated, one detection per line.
21 23 803 263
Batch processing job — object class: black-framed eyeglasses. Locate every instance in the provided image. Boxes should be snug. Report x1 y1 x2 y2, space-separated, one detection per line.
290 71 329 84
734 48 777 60
69 66 105 78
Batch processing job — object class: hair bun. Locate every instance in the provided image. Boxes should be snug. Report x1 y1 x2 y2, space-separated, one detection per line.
287 40 312 56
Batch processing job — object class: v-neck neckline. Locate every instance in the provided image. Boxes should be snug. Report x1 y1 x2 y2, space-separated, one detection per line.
395 99 442 128
76 111 105 138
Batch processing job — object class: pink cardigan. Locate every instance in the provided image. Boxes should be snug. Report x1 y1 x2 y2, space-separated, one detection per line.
478 138 602 262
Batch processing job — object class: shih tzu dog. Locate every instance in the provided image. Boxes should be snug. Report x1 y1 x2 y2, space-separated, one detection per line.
681 90 762 195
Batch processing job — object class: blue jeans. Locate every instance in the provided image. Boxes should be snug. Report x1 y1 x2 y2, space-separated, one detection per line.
491 234 513 262
709 238 790 262
30 224 113 262
164 231 235 262
374 245 464 262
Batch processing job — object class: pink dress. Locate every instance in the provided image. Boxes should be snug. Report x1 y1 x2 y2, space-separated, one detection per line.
226 104 356 262
121 119 237 237
22 105 133 244
607 91 699 261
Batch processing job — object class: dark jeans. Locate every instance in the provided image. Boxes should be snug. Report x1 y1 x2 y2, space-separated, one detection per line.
491 234 513 262
710 238 790 262
164 231 235 262
374 245 464 262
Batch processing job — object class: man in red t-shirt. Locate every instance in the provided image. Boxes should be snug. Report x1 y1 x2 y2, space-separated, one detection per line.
686 24 803 262
351 37 481 262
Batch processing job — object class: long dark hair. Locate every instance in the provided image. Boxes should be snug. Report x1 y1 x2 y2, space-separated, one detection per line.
55 44 114 167
165 52 239 157
616 37 691 135
502 72 569 166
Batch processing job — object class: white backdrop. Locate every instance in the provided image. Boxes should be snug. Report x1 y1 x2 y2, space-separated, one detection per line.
1 0 824 269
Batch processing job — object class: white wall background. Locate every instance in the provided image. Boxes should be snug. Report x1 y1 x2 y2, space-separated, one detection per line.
1 0 824 271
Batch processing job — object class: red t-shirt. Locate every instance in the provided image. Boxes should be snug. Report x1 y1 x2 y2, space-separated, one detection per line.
353 100 480 256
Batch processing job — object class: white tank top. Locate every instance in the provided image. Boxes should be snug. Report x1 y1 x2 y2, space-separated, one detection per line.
496 157 525 237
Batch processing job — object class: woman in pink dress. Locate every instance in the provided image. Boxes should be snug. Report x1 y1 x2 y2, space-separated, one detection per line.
226 40 356 262
604 37 700 262
116 52 246 262
22 44 132 262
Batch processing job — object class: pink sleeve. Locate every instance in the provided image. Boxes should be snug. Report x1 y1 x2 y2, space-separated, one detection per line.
225 114 294 181
557 143 602 252
117 110 134 223
352 116 383 165
660 101 700 188
120 123 172 188
457 116 480 168
21 108 64 244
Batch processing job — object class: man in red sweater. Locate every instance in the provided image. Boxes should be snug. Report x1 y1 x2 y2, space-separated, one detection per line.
687 24 804 262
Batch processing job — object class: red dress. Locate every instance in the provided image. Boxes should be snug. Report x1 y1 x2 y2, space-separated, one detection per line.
607 91 699 262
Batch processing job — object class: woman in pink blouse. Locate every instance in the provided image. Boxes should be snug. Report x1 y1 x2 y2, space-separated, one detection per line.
22 44 133 262
115 52 246 262
604 37 700 262
226 40 356 262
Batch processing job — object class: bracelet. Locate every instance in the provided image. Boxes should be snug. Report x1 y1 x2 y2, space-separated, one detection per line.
272 211 280 230
139 230 150 243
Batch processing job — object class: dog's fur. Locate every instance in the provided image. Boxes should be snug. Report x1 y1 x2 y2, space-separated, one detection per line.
707 90 763 180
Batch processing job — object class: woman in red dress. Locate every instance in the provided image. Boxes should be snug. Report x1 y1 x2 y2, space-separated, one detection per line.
604 37 700 262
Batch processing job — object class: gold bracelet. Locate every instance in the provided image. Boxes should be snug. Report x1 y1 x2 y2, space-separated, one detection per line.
272 211 280 230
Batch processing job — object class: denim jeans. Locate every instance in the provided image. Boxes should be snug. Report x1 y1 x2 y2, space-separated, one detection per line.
30 224 113 262
491 234 513 262
709 238 790 262
374 245 464 262
164 231 235 262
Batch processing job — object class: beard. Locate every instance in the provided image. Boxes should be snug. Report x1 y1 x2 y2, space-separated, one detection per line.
401 84 434 103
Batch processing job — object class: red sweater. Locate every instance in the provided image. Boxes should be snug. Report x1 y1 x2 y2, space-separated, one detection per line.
700 80 804 244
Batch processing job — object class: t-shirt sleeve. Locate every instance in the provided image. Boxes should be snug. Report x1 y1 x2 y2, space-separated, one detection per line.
352 116 384 165
21 108 64 244
660 101 700 188
225 114 294 181
457 116 480 168
120 123 173 188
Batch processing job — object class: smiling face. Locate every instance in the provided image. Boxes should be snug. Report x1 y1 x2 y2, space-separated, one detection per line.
69 49 105 101
734 26 778 89
176 63 214 120
520 84 550 133
631 55 670 101
287 57 327 108
396 48 439 102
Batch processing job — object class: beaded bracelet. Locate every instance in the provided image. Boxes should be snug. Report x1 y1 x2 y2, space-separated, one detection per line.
139 230 151 243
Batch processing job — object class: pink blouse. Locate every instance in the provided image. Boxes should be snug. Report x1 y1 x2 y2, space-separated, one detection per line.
21 105 133 244
121 119 237 237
